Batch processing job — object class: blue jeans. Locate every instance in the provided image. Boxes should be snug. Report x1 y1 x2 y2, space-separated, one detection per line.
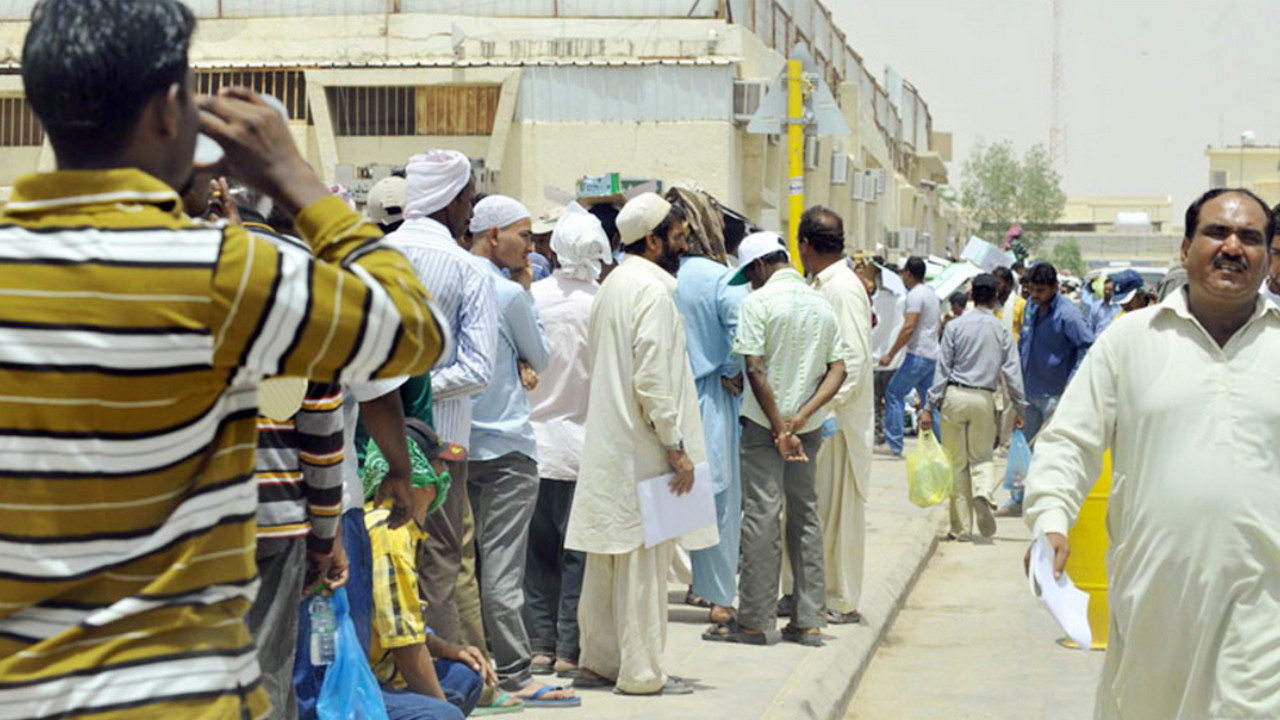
1011 395 1060 506
296 508 374 720
884 354 939 455
380 661 482 720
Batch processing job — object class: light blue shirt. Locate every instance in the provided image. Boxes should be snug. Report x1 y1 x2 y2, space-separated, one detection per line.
675 256 748 382
470 258 551 462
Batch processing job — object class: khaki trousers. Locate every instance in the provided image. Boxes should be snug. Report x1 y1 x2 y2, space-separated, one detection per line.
578 540 674 695
939 387 999 537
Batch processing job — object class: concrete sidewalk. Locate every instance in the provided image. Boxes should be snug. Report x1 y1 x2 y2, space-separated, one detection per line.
562 439 945 720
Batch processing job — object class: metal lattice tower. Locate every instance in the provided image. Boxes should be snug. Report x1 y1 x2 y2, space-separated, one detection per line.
1049 0 1067 168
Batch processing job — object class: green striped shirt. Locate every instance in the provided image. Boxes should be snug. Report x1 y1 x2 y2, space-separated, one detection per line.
733 268 843 434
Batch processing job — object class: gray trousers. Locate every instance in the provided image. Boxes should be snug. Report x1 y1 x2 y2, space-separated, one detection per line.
738 420 826 632
419 459 469 645
247 536 304 720
523 479 585 662
468 452 540 691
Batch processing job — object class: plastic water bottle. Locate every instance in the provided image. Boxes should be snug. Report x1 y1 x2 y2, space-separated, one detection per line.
309 592 336 666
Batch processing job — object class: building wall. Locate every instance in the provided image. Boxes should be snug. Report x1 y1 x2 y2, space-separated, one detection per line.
1206 146 1280 207
1062 195 1175 227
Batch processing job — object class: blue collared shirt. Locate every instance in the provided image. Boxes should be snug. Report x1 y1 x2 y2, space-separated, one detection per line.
1089 299 1122 335
470 258 551 461
675 256 748 382
1019 293 1094 398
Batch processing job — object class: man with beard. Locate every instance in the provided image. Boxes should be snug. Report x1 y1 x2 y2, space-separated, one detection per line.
1026 189 1280 719
567 193 716 696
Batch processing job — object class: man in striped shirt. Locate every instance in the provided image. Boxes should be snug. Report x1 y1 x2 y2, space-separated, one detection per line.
249 382 346 720
0 2 444 719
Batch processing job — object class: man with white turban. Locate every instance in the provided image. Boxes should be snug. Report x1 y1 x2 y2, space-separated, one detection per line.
464 197 576 707
385 150 500 661
567 193 716 696
523 207 612 679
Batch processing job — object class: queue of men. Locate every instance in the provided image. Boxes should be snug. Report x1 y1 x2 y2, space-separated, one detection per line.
10 4 1280 720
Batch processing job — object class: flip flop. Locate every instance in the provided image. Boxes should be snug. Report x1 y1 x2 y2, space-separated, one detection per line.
519 685 581 708
531 655 554 676
825 609 862 625
701 616 740 642
613 676 694 696
775 594 795 617
722 629 769 645
780 625 824 647
470 691 524 716
554 659 578 678
684 590 713 609
572 671 616 689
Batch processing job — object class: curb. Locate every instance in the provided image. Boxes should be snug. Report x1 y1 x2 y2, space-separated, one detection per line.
760 505 945 720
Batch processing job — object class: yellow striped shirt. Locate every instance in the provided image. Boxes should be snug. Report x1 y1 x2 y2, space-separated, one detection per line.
0 169 443 720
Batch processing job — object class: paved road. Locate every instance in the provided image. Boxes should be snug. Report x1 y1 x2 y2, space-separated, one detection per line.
843 514 1105 720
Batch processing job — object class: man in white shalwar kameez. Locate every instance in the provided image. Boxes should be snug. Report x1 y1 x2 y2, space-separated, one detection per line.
793 207 875 624
1025 188 1280 720
566 193 716 696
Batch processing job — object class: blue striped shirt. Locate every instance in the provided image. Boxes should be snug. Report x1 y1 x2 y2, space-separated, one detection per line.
388 218 499 448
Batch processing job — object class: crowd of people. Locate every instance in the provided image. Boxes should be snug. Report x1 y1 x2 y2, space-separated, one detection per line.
9 3 1280 720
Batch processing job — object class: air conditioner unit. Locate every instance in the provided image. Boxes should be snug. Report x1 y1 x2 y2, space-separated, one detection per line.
851 170 865 201
804 136 820 171
831 153 850 185
901 227 917 251
873 168 887 196
886 229 901 250
733 79 768 124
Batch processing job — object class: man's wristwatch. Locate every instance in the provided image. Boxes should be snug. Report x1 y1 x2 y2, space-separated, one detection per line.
664 440 685 453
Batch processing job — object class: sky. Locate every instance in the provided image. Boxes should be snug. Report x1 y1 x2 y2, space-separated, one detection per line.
824 0 1280 220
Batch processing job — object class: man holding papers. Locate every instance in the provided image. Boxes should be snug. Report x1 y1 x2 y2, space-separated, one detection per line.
1025 189 1280 720
566 193 717 696
711 231 845 647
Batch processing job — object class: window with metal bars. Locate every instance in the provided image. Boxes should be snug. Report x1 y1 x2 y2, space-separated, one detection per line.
196 69 310 122
327 85 501 137
0 97 44 147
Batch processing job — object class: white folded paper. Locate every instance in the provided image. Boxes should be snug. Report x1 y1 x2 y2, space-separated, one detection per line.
635 463 716 548
1028 531 1093 650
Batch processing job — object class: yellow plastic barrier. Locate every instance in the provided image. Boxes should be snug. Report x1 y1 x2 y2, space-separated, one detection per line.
1063 450 1111 650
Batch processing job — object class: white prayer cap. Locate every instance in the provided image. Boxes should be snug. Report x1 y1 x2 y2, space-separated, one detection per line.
617 192 672 246
404 150 472 219
469 195 531 234
551 205 613 283
531 204 565 235
729 231 788 286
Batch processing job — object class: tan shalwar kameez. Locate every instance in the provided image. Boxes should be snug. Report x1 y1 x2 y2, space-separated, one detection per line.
1026 291 1280 720
565 255 716 694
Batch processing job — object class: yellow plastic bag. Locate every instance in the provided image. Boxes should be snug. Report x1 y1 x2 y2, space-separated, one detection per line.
906 432 953 508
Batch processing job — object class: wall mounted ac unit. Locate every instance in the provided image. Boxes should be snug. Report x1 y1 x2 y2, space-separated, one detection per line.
831 153 849 185
733 79 768 124
805 136 820 171
851 170 865 201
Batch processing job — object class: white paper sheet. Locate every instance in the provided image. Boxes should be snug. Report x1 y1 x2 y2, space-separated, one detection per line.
1028 532 1093 650
635 463 716 548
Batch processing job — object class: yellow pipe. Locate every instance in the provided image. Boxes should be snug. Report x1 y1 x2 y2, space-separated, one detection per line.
786 58 805 273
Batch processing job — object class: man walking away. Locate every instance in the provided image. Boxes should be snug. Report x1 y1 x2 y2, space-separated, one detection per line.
918 274 1026 541
524 209 613 679
871 264 906 444
879 256 942 456
1000 261 1093 516
718 232 845 647
0 2 443 717
568 193 715 696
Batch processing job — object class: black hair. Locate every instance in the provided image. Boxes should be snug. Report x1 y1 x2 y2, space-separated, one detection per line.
652 204 687 243
1027 262 1058 287
904 256 926 282
971 283 997 304
23 0 196 161
949 291 969 307
992 266 1015 285
798 206 844 254
588 204 620 246
1184 188 1276 247
722 213 747 254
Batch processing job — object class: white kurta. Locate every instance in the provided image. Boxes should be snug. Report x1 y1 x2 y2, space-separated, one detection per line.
1026 290 1280 720
813 262 875 614
565 255 716 555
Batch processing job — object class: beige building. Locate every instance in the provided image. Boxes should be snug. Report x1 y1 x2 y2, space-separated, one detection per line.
1060 195 1175 233
0 0 967 255
1205 142 1280 208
